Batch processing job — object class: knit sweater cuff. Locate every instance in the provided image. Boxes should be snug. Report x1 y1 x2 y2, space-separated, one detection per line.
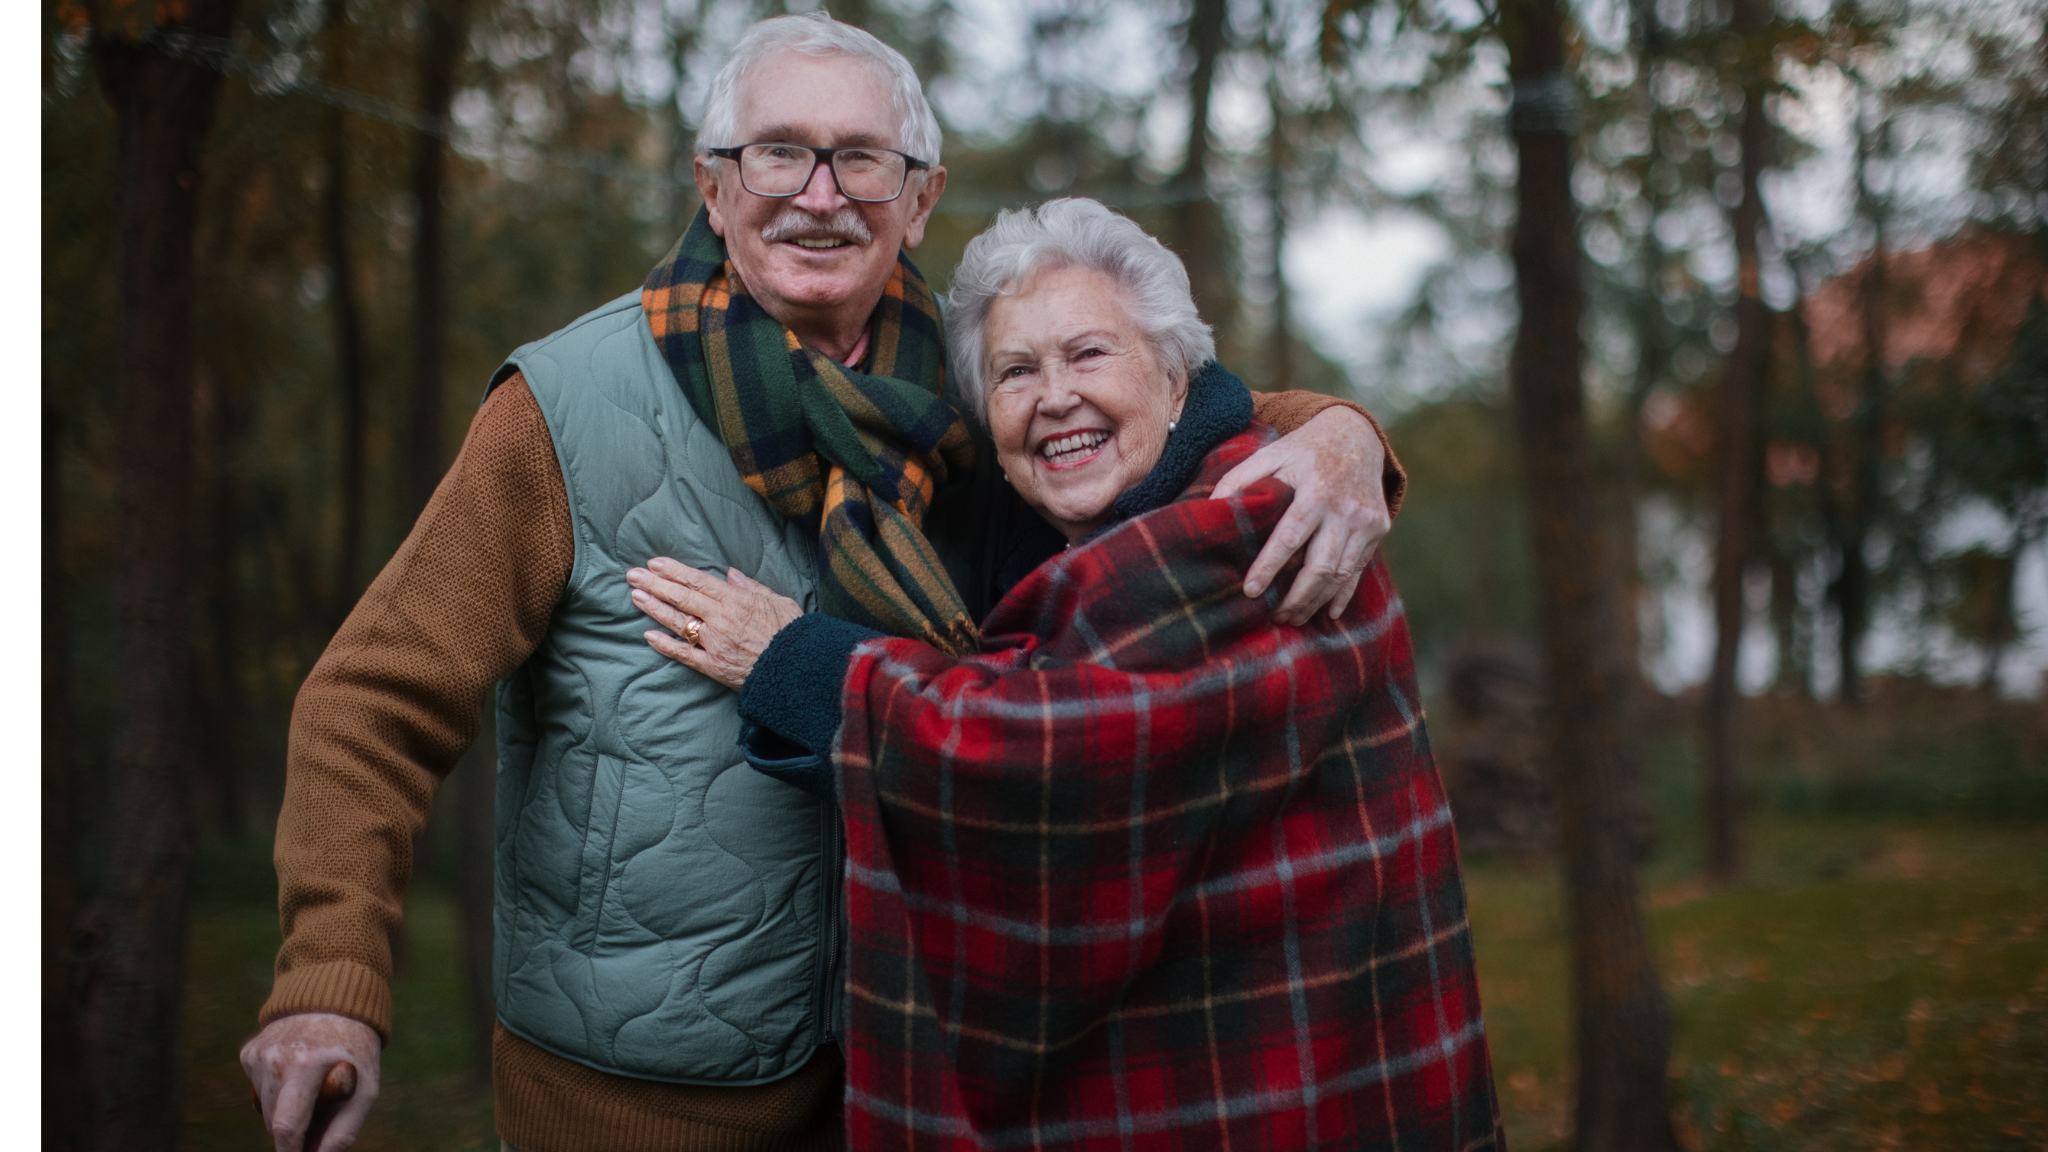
1251 391 1407 517
260 960 393 1042
738 613 882 757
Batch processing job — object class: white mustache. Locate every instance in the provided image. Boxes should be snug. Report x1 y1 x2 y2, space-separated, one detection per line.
760 208 873 246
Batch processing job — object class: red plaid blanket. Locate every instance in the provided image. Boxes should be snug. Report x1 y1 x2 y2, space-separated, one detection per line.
835 427 1503 1151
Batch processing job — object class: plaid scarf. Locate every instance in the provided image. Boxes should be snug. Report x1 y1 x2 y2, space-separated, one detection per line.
835 428 1503 1151
643 208 979 654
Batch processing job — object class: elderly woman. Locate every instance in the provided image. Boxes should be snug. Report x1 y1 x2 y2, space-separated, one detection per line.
627 199 1500 1150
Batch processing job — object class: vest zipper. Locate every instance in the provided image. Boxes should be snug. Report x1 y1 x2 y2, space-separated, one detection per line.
815 799 846 1044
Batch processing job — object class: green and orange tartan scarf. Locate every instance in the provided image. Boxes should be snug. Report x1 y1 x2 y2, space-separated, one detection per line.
642 208 980 655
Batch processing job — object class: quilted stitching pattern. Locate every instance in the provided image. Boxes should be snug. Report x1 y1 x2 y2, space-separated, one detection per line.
493 293 831 1086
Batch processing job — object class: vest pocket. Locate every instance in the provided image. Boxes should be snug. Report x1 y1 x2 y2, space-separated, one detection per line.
570 752 629 954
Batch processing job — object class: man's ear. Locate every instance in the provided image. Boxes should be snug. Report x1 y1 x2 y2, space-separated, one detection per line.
693 155 729 237
899 165 948 251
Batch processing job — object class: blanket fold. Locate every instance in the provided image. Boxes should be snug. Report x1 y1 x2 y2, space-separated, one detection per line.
835 427 1502 1151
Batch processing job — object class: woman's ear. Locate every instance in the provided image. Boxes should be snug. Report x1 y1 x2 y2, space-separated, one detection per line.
1168 366 1190 423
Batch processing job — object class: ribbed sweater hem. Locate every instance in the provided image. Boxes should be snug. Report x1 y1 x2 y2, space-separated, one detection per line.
258 960 394 1041
493 1026 844 1152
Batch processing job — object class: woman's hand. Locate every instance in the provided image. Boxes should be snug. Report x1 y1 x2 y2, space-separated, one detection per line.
628 559 804 691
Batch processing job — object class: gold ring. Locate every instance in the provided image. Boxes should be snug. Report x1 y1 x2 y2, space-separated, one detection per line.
683 617 704 646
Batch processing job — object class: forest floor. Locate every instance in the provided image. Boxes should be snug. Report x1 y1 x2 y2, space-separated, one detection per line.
1472 816 2048 1151
177 818 2047 1151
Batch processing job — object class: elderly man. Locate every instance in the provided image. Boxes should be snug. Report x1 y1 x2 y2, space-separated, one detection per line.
241 13 1404 1152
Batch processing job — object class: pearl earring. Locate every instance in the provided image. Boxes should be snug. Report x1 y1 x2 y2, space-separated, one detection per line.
1168 420 1178 433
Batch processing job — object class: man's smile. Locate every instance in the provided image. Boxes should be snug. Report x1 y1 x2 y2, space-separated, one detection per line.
760 206 873 256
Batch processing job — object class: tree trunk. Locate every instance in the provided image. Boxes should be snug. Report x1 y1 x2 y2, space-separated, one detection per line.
667 19 701 235
1171 0 1235 336
1500 0 1680 1146
324 0 371 622
1768 537 1799 691
1703 0 1773 883
197 344 249 840
1617 244 1661 678
77 5 235 1148
1838 91 1889 704
45 367 82 1152
1617 0 1667 687
453 709 498 1080
194 99 251 843
1263 49 1293 391
410 0 467 516
1781 301 1826 699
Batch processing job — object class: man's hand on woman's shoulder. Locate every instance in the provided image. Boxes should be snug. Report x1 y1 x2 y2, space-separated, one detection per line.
1213 404 1391 626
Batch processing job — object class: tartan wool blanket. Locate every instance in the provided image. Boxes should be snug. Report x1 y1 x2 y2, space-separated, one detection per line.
835 426 1504 1151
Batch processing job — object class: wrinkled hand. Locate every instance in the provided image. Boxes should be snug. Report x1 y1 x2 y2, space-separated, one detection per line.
1212 405 1390 625
240 1012 380 1152
629 559 804 691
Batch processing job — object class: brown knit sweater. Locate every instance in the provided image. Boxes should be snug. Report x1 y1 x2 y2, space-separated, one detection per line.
262 375 1405 1152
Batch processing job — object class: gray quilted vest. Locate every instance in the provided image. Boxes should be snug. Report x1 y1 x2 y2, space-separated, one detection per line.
489 291 838 1086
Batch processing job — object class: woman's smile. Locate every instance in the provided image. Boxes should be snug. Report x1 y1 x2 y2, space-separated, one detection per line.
1036 428 1111 469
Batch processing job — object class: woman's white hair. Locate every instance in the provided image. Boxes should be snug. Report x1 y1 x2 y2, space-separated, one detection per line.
696 13 942 165
945 198 1216 428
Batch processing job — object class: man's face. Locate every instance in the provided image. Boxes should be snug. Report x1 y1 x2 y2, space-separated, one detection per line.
694 50 947 340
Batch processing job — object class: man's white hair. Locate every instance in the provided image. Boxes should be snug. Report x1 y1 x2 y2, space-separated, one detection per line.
945 198 1216 429
696 13 943 165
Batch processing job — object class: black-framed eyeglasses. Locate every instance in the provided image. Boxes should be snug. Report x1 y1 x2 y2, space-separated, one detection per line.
707 142 931 204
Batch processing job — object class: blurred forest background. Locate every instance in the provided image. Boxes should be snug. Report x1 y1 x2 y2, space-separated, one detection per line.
41 0 2048 1147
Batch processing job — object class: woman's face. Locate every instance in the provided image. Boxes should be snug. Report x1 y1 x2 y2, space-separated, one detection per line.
982 265 1188 544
